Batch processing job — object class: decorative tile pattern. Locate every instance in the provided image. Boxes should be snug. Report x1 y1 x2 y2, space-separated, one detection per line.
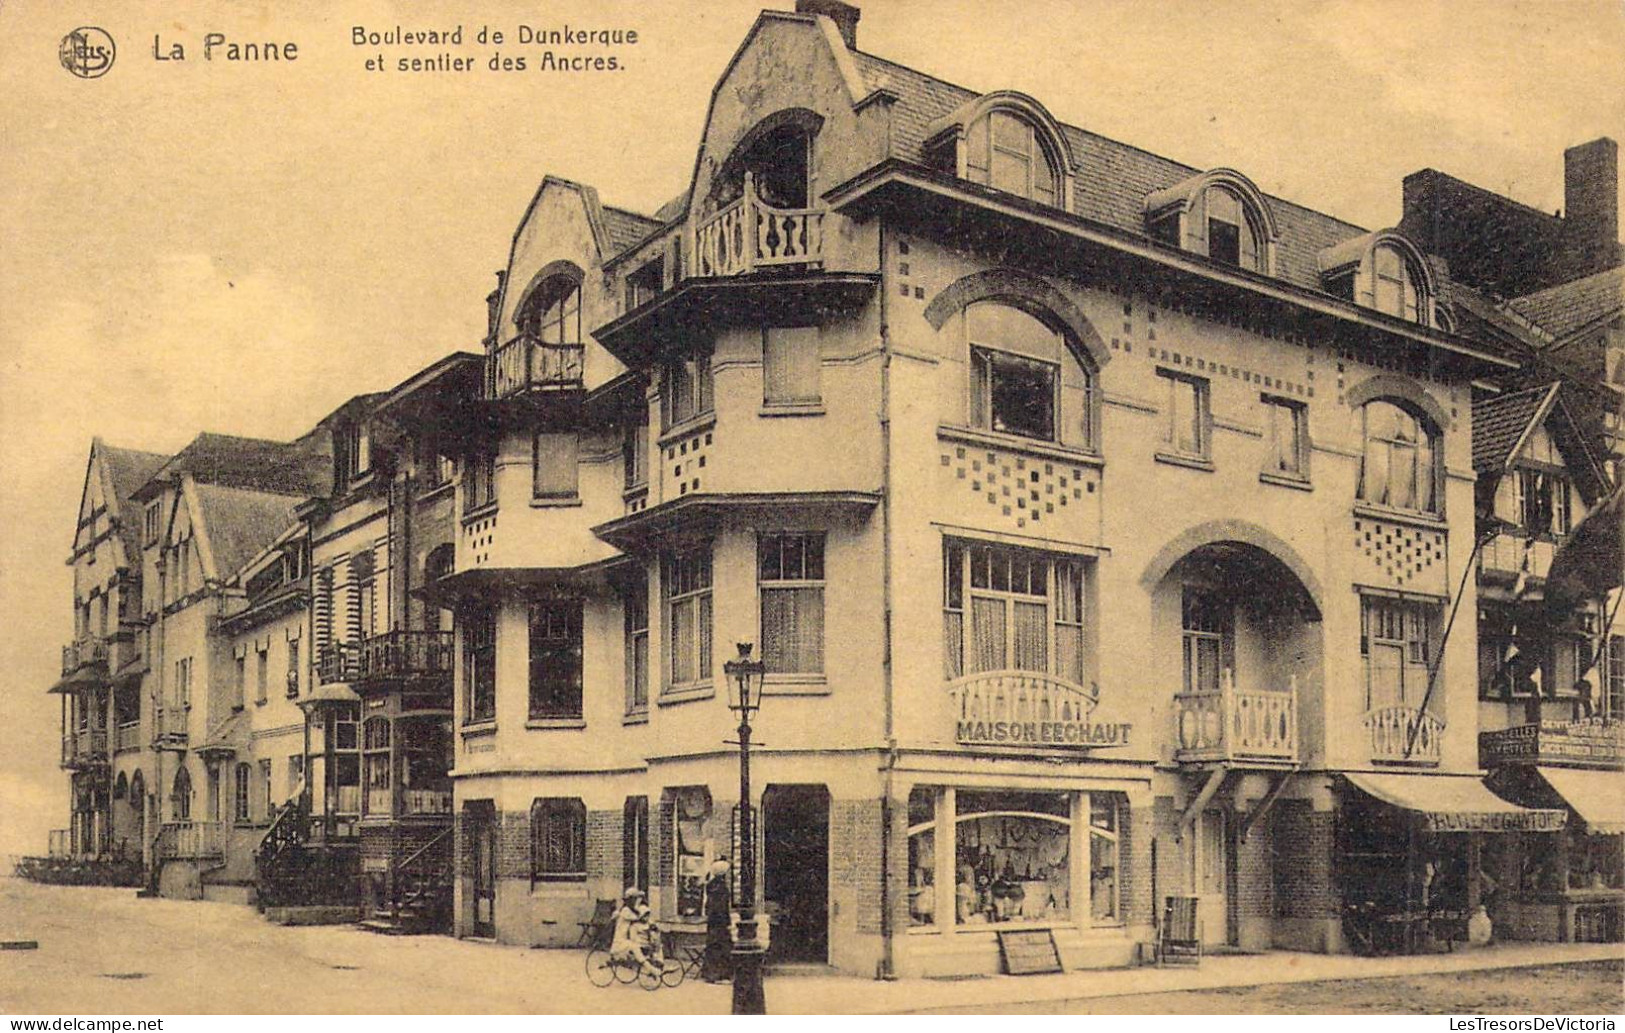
1352 517 1447 593
664 428 712 497
939 444 1095 533
464 514 497 567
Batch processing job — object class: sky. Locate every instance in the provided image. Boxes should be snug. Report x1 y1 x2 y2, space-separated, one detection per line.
1 0 1622 859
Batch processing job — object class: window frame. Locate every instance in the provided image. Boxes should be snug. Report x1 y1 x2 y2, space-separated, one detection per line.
762 326 822 407
527 599 584 722
462 606 497 725
1357 400 1441 516
942 540 1088 686
1204 185 1263 271
662 352 714 431
1181 587 1234 696
1262 394 1309 481
663 544 714 694
233 761 252 824
623 570 650 717
757 532 827 678
463 450 498 515
530 797 587 883
965 110 1060 207
1359 594 1441 712
1372 244 1422 323
531 431 580 501
1158 369 1211 461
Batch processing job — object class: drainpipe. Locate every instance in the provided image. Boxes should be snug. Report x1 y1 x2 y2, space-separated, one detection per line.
876 219 898 981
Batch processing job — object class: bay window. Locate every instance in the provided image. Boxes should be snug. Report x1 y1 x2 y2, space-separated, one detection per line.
943 540 1087 686
758 532 825 676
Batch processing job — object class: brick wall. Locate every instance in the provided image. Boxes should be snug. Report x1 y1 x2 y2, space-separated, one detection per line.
830 797 883 934
1272 799 1337 919
1121 800 1154 926
497 809 530 880
1234 817 1273 919
587 808 621 890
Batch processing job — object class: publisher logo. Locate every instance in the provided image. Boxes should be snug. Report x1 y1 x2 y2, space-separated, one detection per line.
60 27 116 78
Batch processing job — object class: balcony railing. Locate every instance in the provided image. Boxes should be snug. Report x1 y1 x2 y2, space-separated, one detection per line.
47 829 70 859
60 728 109 767
1175 673 1299 764
357 630 454 682
692 172 825 278
157 821 226 860
318 644 359 685
1479 532 1560 583
403 789 454 816
114 720 141 753
60 637 109 677
1365 705 1444 765
152 705 189 745
487 333 584 399
947 670 1102 748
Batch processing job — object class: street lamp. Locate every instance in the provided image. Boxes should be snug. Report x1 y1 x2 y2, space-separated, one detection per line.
724 641 767 1015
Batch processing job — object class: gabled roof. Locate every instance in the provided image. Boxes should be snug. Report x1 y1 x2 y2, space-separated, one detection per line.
97 442 169 558
846 49 1368 292
1508 267 1624 345
191 482 303 581
1472 384 1558 473
138 432 329 501
602 205 664 255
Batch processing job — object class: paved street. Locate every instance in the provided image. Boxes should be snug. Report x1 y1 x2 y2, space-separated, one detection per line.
2 877 1621 1015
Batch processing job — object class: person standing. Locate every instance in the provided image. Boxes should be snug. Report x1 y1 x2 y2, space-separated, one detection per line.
702 856 732 983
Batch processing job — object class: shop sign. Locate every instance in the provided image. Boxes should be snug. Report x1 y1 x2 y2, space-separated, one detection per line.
1479 719 1624 769
1420 808 1566 833
996 929 1063 975
948 670 1129 750
955 718 1132 748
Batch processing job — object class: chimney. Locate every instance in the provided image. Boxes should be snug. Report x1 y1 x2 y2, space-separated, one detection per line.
1563 138 1619 267
797 0 860 49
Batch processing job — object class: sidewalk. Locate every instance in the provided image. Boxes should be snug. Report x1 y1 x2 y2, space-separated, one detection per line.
764 941 1625 1014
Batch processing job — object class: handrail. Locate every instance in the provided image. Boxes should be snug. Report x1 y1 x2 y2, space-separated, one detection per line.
1175 673 1298 762
692 172 825 278
487 333 585 398
1365 705 1444 764
947 669 1099 724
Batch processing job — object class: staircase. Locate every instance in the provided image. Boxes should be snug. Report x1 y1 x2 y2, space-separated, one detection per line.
255 789 360 912
360 825 452 935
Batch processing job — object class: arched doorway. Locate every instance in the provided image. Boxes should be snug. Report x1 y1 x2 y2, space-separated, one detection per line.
129 770 146 845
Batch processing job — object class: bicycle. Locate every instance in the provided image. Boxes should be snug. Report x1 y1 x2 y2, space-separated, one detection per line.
584 947 664 991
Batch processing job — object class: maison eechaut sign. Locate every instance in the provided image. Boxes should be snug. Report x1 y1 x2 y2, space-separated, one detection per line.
948 672 1130 749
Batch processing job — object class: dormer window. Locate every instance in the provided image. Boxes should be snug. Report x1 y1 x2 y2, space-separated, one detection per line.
968 111 1058 207
1318 231 1433 327
339 422 371 484
1144 170 1277 275
1205 186 1261 271
1373 244 1420 322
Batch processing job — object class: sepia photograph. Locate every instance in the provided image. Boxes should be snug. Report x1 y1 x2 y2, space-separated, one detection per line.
1 0 1621 1019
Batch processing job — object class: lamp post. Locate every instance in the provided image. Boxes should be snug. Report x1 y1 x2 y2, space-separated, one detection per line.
724 641 767 1015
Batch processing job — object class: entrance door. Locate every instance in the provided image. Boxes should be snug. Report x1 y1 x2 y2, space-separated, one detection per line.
763 785 829 964
465 801 497 938
1196 809 1230 947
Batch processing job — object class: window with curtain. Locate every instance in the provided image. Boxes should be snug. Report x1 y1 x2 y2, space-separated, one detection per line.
664 545 713 691
662 352 714 430
1357 401 1439 514
1361 595 1439 710
942 541 1086 685
530 798 587 881
623 571 649 715
463 606 496 724
967 303 1079 444
763 327 821 405
966 110 1059 207
1373 244 1421 323
758 532 825 675
532 432 579 499
528 601 583 720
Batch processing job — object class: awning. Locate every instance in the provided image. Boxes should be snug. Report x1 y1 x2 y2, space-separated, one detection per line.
1345 772 1566 832
1533 766 1625 835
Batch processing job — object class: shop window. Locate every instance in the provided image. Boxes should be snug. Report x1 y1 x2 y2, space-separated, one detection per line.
763 327 821 406
672 787 713 919
1608 636 1625 721
1357 401 1440 515
907 787 938 928
1181 588 1234 695
530 797 586 882
662 352 713 430
663 545 713 693
966 110 1059 207
758 532 825 676
1159 369 1210 460
363 717 391 817
532 432 579 500
1360 595 1439 711
528 600 584 720
1089 794 1123 924
942 540 1087 686
624 571 649 716
1263 395 1308 479
234 762 251 824
463 606 496 724
955 790 1071 925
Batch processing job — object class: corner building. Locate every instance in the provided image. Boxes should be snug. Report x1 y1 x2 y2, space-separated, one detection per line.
441 1 1573 976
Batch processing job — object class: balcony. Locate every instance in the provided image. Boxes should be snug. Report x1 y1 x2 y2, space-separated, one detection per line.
1175 674 1299 765
1365 705 1444 766
356 630 454 683
60 637 109 678
692 173 825 278
486 333 584 400
156 821 226 860
60 728 108 769
152 705 189 748
114 720 141 753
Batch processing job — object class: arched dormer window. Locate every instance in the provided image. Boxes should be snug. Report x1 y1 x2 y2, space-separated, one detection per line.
517 275 581 347
499 268 585 394
965 301 1095 450
710 109 822 212
1319 231 1435 327
1144 169 1278 274
925 92 1074 211
1357 400 1441 515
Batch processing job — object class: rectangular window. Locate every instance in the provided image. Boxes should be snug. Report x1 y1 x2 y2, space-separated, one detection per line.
234 763 251 823
624 571 650 715
532 432 579 499
663 545 713 692
626 259 663 310
286 639 300 698
528 600 584 720
758 532 825 675
1181 589 1233 695
1090 794 1123 924
1160 370 1209 459
662 353 714 430
341 422 371 484
622 420 648 489
463 451 497 514
1608 636 1625 721
1360 596 1439 710
255 648 269 703
530 797 587 881
763 327 821 405
144 502 162 545
971 347 1057 441
259 759 273 820
287 754 304 799
1518 469 1572 537
942 541 1086 685
1208 218 1241 267
233 655 247 710
463 607 496 724
177 657 192 708
1263 396 1307 478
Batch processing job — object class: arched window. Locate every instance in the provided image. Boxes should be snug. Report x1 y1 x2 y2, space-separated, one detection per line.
1358 400 1440 515
501 274 584 393
1204 185 1263 271
530 797 587 882
1373 244 1421 323
114 771 128 801
518 277 581 347
424 543 455 583
966 111 1059 207
171 766 192 821
965 302 1094 449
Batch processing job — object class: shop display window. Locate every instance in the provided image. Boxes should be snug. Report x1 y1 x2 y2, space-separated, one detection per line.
907 787 936 928
673 787 713 919
954 790 1071 925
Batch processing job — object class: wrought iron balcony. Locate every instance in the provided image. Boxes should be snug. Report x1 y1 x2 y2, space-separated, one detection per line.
356 630 454 682
1365 705 1444 766
60 728 108 768
692 173 825 278
487 333 584 399
1175 673 1299 765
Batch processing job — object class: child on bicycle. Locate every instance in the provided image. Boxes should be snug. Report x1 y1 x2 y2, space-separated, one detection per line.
610 887 663 980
